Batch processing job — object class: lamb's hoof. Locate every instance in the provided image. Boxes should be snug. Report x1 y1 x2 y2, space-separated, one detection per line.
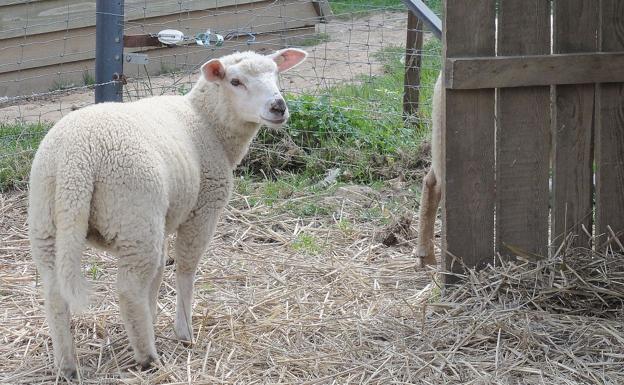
165 257 175 266
419 258 437 269
137 354 159 372
60 367 77 380
174 324 193 345
415 247 436 268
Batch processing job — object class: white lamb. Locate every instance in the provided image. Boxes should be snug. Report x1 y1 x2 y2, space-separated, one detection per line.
416 73 443 267
27 48 307 378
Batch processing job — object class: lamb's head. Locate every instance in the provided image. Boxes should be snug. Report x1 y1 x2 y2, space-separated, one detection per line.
199 49 307 127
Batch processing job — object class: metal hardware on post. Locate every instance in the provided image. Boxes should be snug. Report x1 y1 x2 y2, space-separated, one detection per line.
124 53 149 65
95 0 124 103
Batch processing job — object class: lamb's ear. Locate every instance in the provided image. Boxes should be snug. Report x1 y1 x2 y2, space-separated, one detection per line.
201 59 226 81
269 48 308 72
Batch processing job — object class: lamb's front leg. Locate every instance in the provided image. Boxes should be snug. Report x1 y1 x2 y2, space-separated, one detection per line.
173 212 219 342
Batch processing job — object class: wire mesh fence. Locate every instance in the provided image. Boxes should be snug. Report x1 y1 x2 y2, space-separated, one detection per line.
0 0 442 191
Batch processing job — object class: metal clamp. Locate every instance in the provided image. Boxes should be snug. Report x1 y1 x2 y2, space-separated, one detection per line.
195 30 224 47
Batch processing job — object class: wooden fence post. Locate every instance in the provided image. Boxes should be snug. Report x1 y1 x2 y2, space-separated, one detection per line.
403 11 424 119
596 0 624 249
496 0 551 259
552 0 598 249
442 0 496 283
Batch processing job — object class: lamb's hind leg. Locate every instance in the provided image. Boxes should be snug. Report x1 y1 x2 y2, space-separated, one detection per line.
416 169 441 267
31 236 77 379
117 238 163 370
148 243 166 323
174 211 220 342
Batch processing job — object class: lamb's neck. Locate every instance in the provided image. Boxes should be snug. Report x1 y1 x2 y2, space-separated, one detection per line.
187 81 261 167
215 121 260 166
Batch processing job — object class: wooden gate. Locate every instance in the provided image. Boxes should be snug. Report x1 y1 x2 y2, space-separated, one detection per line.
442 0 624 282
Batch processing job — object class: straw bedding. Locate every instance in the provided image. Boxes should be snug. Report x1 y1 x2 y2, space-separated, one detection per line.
1 188 622 384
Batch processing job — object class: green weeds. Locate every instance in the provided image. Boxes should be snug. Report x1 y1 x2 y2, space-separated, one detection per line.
297 32 331 46
0 122 50 191
49 79 74 92
329 0 404 17
243 40 441 183
328 0 441 18
82 71 96 86
292 233 322 254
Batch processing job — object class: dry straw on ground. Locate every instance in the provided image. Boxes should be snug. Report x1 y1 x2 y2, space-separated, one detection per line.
1 186 623 384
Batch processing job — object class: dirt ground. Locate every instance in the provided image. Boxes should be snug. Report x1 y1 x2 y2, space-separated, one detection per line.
2 184 623 384
0 13 408 124
0 179 439 384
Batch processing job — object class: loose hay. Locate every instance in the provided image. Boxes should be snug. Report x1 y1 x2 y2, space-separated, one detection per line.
1 188 623 384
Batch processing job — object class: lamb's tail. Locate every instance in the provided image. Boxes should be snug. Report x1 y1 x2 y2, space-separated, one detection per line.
54 165 94 313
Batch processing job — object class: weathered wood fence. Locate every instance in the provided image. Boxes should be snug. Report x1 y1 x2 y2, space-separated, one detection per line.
442 0 624 283
0 0 326 96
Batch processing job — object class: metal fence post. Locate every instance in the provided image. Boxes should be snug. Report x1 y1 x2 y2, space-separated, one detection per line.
95 0 124 103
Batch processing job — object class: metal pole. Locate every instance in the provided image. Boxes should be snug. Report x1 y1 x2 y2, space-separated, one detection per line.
95 0 124 103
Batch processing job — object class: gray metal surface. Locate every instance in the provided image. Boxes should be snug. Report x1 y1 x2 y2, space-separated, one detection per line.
402 0 442 39
95 0 125 103
125 53 149 65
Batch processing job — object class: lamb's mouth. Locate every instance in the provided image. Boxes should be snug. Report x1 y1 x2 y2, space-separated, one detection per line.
261 116 286 125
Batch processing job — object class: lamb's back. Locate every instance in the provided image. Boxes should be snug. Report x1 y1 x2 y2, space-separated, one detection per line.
32 95 204 233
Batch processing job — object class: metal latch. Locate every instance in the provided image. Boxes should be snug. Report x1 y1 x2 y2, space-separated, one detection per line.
124 53 149 65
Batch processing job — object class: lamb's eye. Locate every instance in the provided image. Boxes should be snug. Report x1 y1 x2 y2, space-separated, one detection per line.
230 79 242 87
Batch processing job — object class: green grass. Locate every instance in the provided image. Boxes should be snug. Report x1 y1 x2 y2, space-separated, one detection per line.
337 218 355 236
418 38 443 123
82 71 95 86
158 62 181 75
298 32 331 47
261 180 295 206
0 122 50 191
292 233 322 254
329 0 441 18
329 0 404 17
49 79 74 92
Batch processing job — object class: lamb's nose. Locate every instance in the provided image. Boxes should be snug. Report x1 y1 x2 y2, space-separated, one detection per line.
270 99 286 116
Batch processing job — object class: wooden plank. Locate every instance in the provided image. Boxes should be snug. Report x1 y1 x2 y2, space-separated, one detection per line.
0 0 318 74
0 0 30 6
445 52 624 89
124 34 162 48
552 0 598 249
0 0 263 40
312 0 333 22
403 11 423 117
442 0 496 283
596 0 624 248
496 0 550 258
